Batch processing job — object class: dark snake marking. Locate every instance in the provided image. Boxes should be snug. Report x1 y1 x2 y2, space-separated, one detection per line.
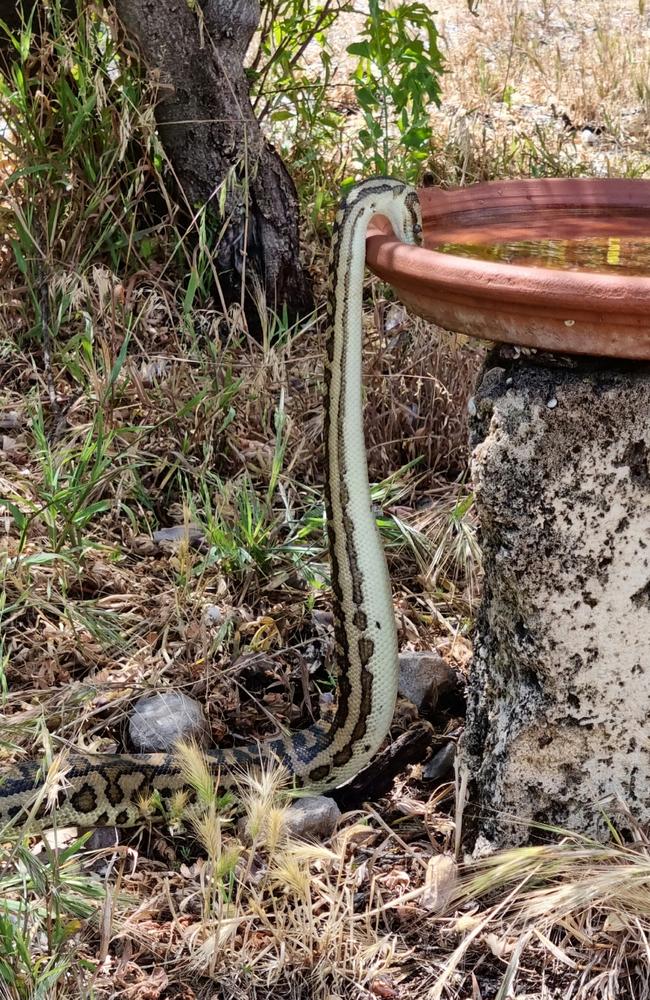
70 785 98 816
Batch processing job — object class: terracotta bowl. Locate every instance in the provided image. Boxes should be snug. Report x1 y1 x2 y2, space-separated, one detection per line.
365 178 650 360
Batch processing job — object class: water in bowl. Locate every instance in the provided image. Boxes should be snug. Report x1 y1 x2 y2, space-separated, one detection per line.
434 236 650 275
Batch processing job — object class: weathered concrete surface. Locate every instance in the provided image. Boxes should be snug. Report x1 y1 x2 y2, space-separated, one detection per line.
463 351 650 845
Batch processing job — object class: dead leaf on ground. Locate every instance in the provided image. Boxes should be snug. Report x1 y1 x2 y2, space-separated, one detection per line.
421 853 458 914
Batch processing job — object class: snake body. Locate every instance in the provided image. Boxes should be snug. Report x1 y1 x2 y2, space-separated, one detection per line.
0 178 422 829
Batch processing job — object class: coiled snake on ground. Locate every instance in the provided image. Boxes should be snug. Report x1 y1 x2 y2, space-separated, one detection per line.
0 178 423 829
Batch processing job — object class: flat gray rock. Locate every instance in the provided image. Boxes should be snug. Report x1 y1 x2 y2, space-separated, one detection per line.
152 523 205 545
285 795 341 839
128 692 210 752
398 651 458 709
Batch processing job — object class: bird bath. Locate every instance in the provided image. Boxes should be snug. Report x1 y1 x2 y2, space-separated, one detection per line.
365 177 650 845
365 178 650 360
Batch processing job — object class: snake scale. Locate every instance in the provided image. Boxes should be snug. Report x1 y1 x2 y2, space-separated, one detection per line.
0 178 423 830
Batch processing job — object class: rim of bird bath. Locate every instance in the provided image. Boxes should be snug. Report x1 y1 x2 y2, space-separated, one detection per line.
365 177 650 361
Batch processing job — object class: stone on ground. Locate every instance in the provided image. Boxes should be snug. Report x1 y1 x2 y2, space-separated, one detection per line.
398 651 459 709
423 741 456 783
129 692 210 752
285 795 341 839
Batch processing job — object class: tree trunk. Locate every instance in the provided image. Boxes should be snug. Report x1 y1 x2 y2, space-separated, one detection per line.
113 0 313 322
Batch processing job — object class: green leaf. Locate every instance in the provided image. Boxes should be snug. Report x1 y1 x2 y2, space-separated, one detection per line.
2 499 27 533
10 239 27 275
108 330 131 389
183 266 200 315
139 236 156 260
355 85 378 110
176 389 208 419
346 40 371 58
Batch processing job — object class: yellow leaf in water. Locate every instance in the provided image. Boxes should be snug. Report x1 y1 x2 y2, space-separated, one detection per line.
607 237 621 266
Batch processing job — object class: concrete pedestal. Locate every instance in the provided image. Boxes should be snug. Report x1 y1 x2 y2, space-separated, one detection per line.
463 352 650 845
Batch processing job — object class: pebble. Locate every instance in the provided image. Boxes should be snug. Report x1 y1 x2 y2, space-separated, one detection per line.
128 692 211 752
398 651 460 710
204 604 225 626
152 524 206 545
0 410 20 429
84 825 122 855
284 795 341 839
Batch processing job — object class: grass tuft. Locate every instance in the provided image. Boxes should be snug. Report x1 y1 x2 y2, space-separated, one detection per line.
436 807 650 998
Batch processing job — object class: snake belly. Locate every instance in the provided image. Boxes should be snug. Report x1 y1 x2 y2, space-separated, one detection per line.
0 178 423 830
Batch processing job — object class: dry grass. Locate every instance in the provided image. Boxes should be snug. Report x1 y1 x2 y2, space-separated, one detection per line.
433 0 650 182
106 753 429 999
315 0 650 184
433 806 650 999
0 748 460 1000
1 0 649 998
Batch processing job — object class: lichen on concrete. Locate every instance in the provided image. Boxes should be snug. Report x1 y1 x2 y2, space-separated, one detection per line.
463 350 650 845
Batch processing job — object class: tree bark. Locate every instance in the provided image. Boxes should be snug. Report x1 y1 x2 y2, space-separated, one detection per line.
113 0 313 321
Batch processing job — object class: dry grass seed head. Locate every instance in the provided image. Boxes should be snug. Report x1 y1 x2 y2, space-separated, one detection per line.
237 755 292 850
440 810 650 998
175 740 219 812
